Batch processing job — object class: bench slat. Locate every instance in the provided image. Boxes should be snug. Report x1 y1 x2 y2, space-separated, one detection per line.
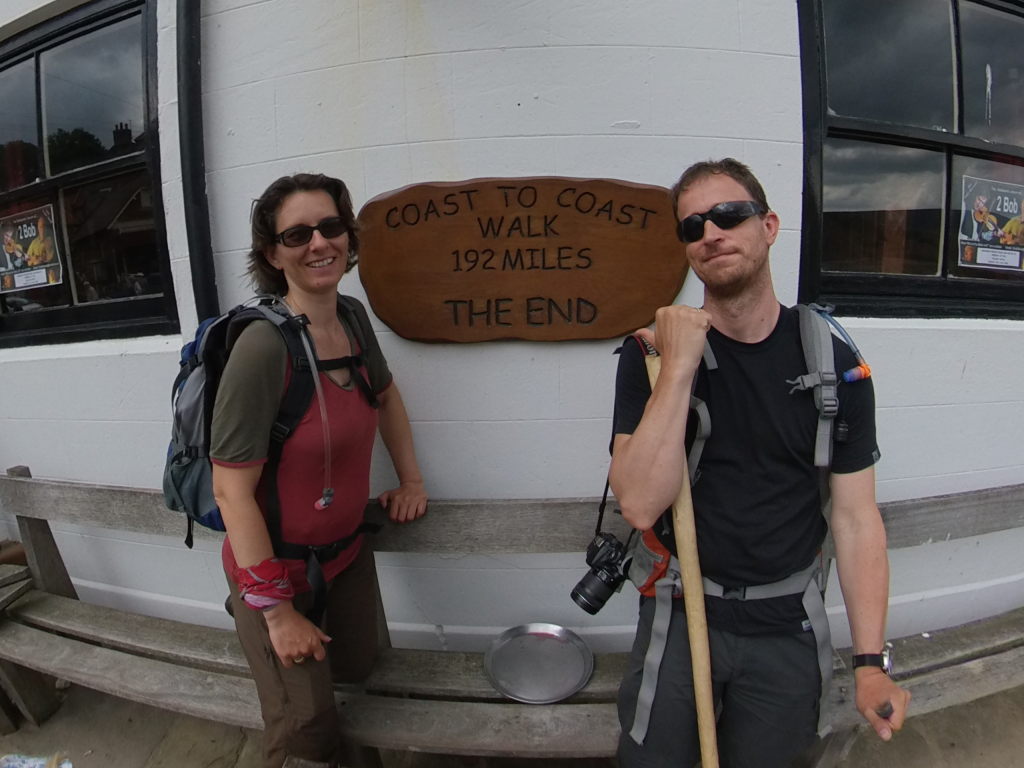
365 648 626 703
9 590 626 702
0 580 31 612
7 591 251 677
0 564 29 588
0 621 262 728
339 697 619 757
5 474 1024 552
887 605 1024 678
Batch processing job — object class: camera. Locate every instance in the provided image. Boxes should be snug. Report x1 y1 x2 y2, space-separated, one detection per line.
571 532 631 615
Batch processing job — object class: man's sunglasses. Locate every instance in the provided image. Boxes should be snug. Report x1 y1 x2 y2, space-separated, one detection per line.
274 217 348 247
677 200 767 243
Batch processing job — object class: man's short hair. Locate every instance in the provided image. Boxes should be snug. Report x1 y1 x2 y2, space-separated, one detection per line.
670 158 770 220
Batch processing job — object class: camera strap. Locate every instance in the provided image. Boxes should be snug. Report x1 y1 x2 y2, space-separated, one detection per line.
594 478 636 552
594 478 612 534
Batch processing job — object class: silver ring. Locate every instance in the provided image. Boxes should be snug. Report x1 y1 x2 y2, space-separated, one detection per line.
293 656 305 664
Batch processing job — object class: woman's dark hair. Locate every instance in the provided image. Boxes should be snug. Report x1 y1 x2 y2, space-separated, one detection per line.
669 158 770 220
247 173 360 295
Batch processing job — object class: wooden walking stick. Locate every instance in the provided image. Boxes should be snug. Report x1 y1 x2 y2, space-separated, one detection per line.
643 351 719 768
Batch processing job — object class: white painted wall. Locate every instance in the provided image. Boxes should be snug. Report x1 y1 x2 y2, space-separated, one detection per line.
1 0 1022 654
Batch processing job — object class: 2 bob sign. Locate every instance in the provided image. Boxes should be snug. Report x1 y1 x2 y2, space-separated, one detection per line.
357 177 686 342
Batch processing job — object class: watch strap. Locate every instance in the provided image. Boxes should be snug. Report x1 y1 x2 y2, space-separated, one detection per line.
851 653 886 670
851 651 892 675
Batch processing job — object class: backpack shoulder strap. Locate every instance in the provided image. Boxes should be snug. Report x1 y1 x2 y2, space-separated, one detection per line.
337 294 388 398
788 304 838 469
336 294 369 350
685 340 717 485
226 299 319 551
789 303 844 593
224 302 315 438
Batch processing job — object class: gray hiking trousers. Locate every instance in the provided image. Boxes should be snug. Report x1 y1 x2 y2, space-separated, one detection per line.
617 596 821 768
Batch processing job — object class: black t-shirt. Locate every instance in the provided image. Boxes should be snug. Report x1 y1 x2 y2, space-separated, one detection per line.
613 305 880 634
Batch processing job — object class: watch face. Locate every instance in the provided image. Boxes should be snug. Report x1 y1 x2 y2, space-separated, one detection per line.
881 645 893 675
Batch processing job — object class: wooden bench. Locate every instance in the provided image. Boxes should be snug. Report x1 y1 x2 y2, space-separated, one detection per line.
1 468 1023 760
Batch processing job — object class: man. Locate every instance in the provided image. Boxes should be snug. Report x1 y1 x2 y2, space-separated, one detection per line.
610 158 909 767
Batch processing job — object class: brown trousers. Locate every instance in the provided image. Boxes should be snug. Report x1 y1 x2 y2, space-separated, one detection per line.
227 543 381 768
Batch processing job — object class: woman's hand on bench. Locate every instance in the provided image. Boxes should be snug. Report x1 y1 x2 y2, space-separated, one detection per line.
378 480 428 524
263 601 332 668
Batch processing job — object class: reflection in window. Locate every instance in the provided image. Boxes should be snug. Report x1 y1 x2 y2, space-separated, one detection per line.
961 3 1024 147
0 60 40 192
823 0 954 131
822 139 944 275
41 17 144 176
63 170 161 303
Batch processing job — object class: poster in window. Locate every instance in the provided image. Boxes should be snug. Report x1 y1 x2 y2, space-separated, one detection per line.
958 175 1024 271
0 205 64 294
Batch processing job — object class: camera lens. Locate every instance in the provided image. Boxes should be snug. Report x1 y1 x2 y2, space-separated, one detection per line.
571 568 621 615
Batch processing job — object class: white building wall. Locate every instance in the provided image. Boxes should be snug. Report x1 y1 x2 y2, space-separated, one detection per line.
0 0 1021 652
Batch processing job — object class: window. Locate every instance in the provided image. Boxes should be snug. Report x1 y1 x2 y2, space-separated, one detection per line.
0 0 176 346
800 0 1024 317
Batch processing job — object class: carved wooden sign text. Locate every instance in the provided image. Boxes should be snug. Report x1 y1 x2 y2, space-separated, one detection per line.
357 177 686 342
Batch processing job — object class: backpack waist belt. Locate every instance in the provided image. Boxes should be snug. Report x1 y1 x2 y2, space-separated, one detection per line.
274 520 383 625
627 557 832 745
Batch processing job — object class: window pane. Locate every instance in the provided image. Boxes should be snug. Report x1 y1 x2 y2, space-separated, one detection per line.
951 156 1024 282
822 139 944 275
63 170 163 303
823 0 954 131
41 16 144 176
961 3 1024 146
0 59 40 192
1 199 71 314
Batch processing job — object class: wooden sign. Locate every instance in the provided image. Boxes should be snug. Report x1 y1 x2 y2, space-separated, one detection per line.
356 177 686 342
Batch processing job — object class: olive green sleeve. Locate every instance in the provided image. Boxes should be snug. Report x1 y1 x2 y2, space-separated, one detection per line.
210 320 287 465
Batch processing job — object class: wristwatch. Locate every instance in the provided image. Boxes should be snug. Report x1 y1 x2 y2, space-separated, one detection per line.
852 644 893 676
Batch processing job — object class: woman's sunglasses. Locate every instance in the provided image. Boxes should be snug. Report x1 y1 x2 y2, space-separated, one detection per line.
274 216 348 247
677 200 767 243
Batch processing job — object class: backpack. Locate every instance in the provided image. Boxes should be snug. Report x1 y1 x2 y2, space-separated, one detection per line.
162 293 380 549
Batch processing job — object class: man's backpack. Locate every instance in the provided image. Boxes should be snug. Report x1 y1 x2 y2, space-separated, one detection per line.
162 294 379 549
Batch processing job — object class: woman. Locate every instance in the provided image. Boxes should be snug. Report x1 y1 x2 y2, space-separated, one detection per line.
211 173 428 767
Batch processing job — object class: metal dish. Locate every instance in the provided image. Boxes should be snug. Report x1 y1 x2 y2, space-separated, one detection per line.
483 622 594 704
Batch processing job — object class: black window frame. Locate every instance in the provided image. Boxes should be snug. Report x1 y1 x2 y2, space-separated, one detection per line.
0 0 177 347
798 0 1024 319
